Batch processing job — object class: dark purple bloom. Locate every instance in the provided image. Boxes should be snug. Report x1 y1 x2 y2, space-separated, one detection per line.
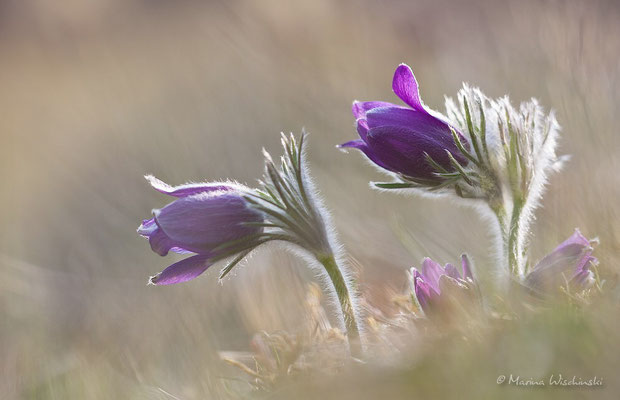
412 255 475 315
524 230 597 295
340 64 469 180
137 176 264 285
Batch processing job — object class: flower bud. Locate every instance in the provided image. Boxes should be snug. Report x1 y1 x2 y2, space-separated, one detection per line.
137 177 264 285
340 64 469 182
411 255 478 317
524 229 597 295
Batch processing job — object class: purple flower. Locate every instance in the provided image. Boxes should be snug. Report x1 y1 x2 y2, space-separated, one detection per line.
412 255 475 315
524 230 597 295
137 176 264 285
339 64 469 180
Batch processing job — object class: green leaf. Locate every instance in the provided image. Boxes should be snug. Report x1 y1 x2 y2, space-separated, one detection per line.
373 182 420 189
463 97 483 163
424 152 449 173
219 249 253 280
446 151 473 185
428 177 461 191
450 127 480 167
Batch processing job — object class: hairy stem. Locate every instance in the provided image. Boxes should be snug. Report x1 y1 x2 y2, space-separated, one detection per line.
490 198 525 279
317 253 362 358
507 198 524 276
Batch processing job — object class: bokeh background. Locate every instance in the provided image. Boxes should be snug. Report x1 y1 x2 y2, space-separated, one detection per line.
1 0 619 398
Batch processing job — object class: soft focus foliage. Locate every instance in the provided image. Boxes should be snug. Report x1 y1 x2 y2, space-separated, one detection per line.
1 0 619 399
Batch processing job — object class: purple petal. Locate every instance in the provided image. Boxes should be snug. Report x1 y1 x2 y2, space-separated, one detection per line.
363 107 468 178
365 125 458 179
414 279 432 313
352 101 400 119
338 138 394 172
370 108 471 163
530 230 593 275
559 229 591 248
392 64 424 111
560 230 594 274
147 225 185 256
347 106 469 179
421 258 444 293
570 269 595 290
413 271 437 314
365 107 429 129
366 107 461 149
525 230 596 293
461 254 473 281
137 218 157 235
356 118 370 141
146 175 237 198
339 139 365 149
154 192 263 252
138 218 194 256
150 254 211 285
444 263 461 280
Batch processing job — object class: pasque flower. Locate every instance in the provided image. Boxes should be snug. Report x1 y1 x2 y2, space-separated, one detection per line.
411 255 477 316
138 134 364 356
137 176 264 285
341 64 564 283
339 64 469 181
524 230 597 295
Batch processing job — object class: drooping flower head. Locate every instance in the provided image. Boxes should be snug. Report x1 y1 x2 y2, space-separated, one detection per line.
524 229 598 296
411 255 477 316
138 176 264 285
339 64 469 183
341 64 564 281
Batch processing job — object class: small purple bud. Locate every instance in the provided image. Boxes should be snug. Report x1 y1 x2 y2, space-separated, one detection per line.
138 177 264 284
411 254 477 316
340 64 469 180
524 229 598 295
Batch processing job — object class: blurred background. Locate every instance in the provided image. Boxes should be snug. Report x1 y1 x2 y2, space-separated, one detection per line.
1 0 619 398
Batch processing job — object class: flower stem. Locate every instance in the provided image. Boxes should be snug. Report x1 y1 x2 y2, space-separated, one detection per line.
490 197 525 279
507 198 524 276
317 253 362 358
